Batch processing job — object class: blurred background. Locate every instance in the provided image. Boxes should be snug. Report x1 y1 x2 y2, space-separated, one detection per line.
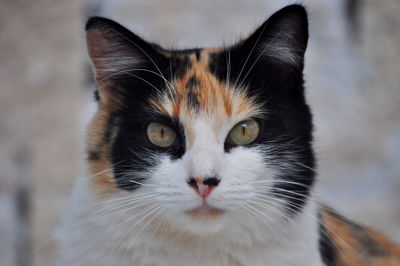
0 0 399 265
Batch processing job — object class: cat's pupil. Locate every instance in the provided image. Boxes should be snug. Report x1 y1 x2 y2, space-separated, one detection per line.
160 127 164 138
242 125 246 136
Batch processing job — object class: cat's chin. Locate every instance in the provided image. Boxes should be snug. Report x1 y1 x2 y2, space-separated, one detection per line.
186 203 224 221
179 203 225 234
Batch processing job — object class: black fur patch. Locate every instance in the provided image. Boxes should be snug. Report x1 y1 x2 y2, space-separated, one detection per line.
93 90 100 101
186 92 200 111
215 5 313 215
184 76 201 111
87 150 102 161
319 213 336 266
195 50 201 61
168 55 191 80
111 110 186 191
185 76 201 89
352 226 389 256
109 68 187 191
103 113 118 144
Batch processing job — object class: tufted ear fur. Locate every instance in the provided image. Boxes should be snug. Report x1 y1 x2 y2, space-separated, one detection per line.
85 17 167 105
238 4 308 70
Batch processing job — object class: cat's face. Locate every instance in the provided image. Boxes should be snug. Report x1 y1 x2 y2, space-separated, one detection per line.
85 5 314 234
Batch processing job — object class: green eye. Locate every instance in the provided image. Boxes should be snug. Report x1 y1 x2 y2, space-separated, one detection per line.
229 119 260 146
146 122 177 147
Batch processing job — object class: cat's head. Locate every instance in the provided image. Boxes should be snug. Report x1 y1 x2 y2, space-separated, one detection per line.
85 4 314 234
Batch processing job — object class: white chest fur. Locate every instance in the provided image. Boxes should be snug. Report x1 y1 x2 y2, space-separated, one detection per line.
56 178 324 266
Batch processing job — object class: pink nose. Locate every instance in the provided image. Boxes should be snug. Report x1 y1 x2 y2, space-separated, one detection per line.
187 177 220 199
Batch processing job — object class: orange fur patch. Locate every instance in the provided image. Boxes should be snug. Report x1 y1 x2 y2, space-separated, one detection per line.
320 207 400 266
86 109 118 196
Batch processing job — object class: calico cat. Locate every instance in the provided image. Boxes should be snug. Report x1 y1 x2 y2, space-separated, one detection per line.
57 4 400 266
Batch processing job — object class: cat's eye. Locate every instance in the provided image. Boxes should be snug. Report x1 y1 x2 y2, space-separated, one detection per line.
146 122 177 147
229 119 260 146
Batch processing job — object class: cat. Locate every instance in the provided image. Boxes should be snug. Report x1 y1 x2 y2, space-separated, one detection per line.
56 4 400 266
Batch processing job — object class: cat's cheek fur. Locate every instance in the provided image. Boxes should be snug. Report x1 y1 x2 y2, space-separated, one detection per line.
208 147 275 210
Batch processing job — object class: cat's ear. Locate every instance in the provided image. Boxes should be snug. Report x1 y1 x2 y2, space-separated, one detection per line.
85 17 165 104
240 4 308 69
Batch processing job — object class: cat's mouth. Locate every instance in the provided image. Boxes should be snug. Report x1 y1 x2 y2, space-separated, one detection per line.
186 203 224 220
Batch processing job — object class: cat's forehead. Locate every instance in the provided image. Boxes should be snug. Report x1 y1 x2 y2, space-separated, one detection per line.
151 49 262 141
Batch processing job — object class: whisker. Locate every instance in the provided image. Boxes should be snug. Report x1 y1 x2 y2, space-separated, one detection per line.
79 191 158 210
129 179 157 187
251 179 314 189
246 198 291 222
239 202 284 243
265 187 311 199
109 203 167 255
73 196 160 229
